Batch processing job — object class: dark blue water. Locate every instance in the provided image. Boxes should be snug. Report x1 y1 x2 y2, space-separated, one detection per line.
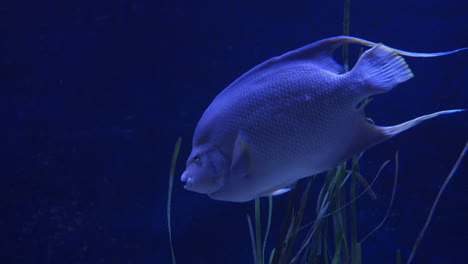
1 1 467 263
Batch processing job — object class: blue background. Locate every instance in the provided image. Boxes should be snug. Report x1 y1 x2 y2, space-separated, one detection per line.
1 0 467 263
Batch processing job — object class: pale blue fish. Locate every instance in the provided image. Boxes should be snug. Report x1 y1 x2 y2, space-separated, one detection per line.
180 36 466 202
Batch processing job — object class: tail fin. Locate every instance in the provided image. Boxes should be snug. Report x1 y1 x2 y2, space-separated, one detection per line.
381 109 465 137
352 44 414 94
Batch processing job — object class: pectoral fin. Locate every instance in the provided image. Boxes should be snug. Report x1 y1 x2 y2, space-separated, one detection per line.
230 131 254 178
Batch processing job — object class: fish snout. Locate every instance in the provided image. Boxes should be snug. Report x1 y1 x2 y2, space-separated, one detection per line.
180 171 194 190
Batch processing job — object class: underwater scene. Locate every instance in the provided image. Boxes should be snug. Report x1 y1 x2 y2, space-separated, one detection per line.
2 0 467 263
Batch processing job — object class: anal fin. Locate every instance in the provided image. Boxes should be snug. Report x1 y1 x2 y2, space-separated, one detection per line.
342 109 465 162
381 109 465 137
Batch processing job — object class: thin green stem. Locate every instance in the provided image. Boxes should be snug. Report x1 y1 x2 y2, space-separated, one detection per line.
263 196 273 262
407 142 468 264
255 198 263 264
167 137 182 264
342 0 351 71
350 156 358 264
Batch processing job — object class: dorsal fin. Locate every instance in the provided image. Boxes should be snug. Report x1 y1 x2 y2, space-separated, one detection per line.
226 36 379 87
228 37 352 89
226 36 468 90
230 36 468 90
220 36 467 100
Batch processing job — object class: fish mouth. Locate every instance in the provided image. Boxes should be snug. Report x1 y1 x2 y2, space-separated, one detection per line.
180 169 223 194
180 171 194 190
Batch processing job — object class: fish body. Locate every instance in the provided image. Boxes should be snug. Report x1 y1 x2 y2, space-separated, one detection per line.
181 36 465 202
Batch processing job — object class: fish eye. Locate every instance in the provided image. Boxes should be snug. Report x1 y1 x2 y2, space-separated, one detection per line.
192 155 201 165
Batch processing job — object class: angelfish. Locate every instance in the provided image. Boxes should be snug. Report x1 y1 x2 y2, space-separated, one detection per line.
180 36 466 202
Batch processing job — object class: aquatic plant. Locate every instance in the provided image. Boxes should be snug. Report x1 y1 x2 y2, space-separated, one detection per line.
167 137 181 264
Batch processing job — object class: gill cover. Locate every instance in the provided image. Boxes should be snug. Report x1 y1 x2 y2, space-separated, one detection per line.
181 148 227 194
